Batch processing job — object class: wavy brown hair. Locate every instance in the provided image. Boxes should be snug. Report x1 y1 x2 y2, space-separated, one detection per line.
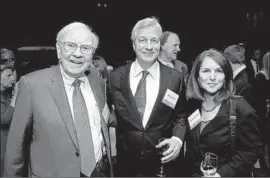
186 48 235 103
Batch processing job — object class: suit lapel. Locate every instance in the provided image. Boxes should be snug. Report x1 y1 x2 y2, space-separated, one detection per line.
87 68 113 174
145 63 172 130
48 65 79 149
200 101 230 137
120 64 144 130
87 67 105 114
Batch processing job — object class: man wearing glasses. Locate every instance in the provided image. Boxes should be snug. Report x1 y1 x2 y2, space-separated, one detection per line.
1 48 16 68
5 22 113 177
1 48 17 85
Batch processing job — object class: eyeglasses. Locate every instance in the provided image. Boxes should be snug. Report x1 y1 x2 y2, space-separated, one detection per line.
1 58 16 65
58 41 95 55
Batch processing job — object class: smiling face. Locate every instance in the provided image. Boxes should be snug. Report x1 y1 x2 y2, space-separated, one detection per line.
132 27 160 67
198 56 225 95
56 27 94 78
161 33 180 61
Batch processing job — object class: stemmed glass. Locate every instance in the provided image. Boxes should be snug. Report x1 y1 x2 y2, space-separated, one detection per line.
200 152 218 176
156 137 169 177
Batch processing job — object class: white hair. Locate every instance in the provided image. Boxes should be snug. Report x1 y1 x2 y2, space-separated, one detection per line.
56 22 99 49
131 17 162 42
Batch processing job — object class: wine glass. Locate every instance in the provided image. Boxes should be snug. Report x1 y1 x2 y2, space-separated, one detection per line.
156 137 169 177
200 152 218 176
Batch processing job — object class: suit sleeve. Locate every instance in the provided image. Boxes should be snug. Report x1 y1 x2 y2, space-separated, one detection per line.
172 75 188 142
217 99 263 176
4 76 33 177
107 72 117 128
183 63 189 84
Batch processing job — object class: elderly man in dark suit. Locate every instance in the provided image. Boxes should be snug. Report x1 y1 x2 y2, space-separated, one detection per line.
5 22 113 177
110 17 187 177
224 45 252 102
158 31 189 83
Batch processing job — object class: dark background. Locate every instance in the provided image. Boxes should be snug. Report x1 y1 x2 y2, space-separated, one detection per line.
1 0 269 69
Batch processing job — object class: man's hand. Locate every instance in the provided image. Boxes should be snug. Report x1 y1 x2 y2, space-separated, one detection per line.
156 137 183 163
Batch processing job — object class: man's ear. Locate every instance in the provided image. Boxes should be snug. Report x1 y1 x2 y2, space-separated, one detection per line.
56 42 61 59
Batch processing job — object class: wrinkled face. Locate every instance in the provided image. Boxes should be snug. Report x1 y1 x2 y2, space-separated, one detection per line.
198 57 225 95
132 27 160 66
1 50 15 67
253 49 261 61
161 34 180 61
56 27 94 78
1 69 15 91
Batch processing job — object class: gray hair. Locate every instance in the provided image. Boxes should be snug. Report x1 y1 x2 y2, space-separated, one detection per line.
160 31 179 46
224 44 245 64
131 17 162 42
56 22 99 49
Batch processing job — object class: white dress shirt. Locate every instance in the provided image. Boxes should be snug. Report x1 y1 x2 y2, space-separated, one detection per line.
233 64 246 79
60 65 103 162
130 60 160 128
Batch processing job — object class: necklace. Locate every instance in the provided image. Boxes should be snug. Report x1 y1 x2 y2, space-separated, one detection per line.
201 104 219 112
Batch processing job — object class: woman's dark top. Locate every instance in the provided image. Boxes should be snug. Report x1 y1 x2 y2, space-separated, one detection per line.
184 97 262 177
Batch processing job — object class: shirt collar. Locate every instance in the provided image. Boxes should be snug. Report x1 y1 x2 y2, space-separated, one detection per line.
158 57 174 67
132 59 159 79
233 64 246 79
60 64 87 91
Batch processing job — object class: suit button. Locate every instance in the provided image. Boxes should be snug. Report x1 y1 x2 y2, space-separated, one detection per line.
76 152 80 157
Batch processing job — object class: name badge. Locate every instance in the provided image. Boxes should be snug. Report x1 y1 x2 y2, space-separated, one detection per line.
161 89 179 109
188 109 201 130
102 103 110 124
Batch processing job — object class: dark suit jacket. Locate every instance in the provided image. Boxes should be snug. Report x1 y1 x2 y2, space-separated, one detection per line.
173 59 189 82
184 97 262 177
233 69 254 106
233 69 251 96
253 73 270 119
5 65 113 177
110 62 187 176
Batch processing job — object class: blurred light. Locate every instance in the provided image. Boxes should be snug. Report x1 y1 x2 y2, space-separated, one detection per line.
104 4 107 7
97 3 101 7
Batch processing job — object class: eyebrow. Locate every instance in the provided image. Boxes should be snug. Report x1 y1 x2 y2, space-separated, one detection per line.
200 67 222 69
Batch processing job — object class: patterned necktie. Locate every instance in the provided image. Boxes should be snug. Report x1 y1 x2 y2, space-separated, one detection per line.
72 79 96 177
134 70 149 121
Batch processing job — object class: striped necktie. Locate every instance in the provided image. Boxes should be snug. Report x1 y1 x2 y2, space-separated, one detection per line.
72 79 96 177
134 71 149 121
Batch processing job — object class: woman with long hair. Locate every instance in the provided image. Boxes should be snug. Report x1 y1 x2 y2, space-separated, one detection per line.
184 49 262 177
